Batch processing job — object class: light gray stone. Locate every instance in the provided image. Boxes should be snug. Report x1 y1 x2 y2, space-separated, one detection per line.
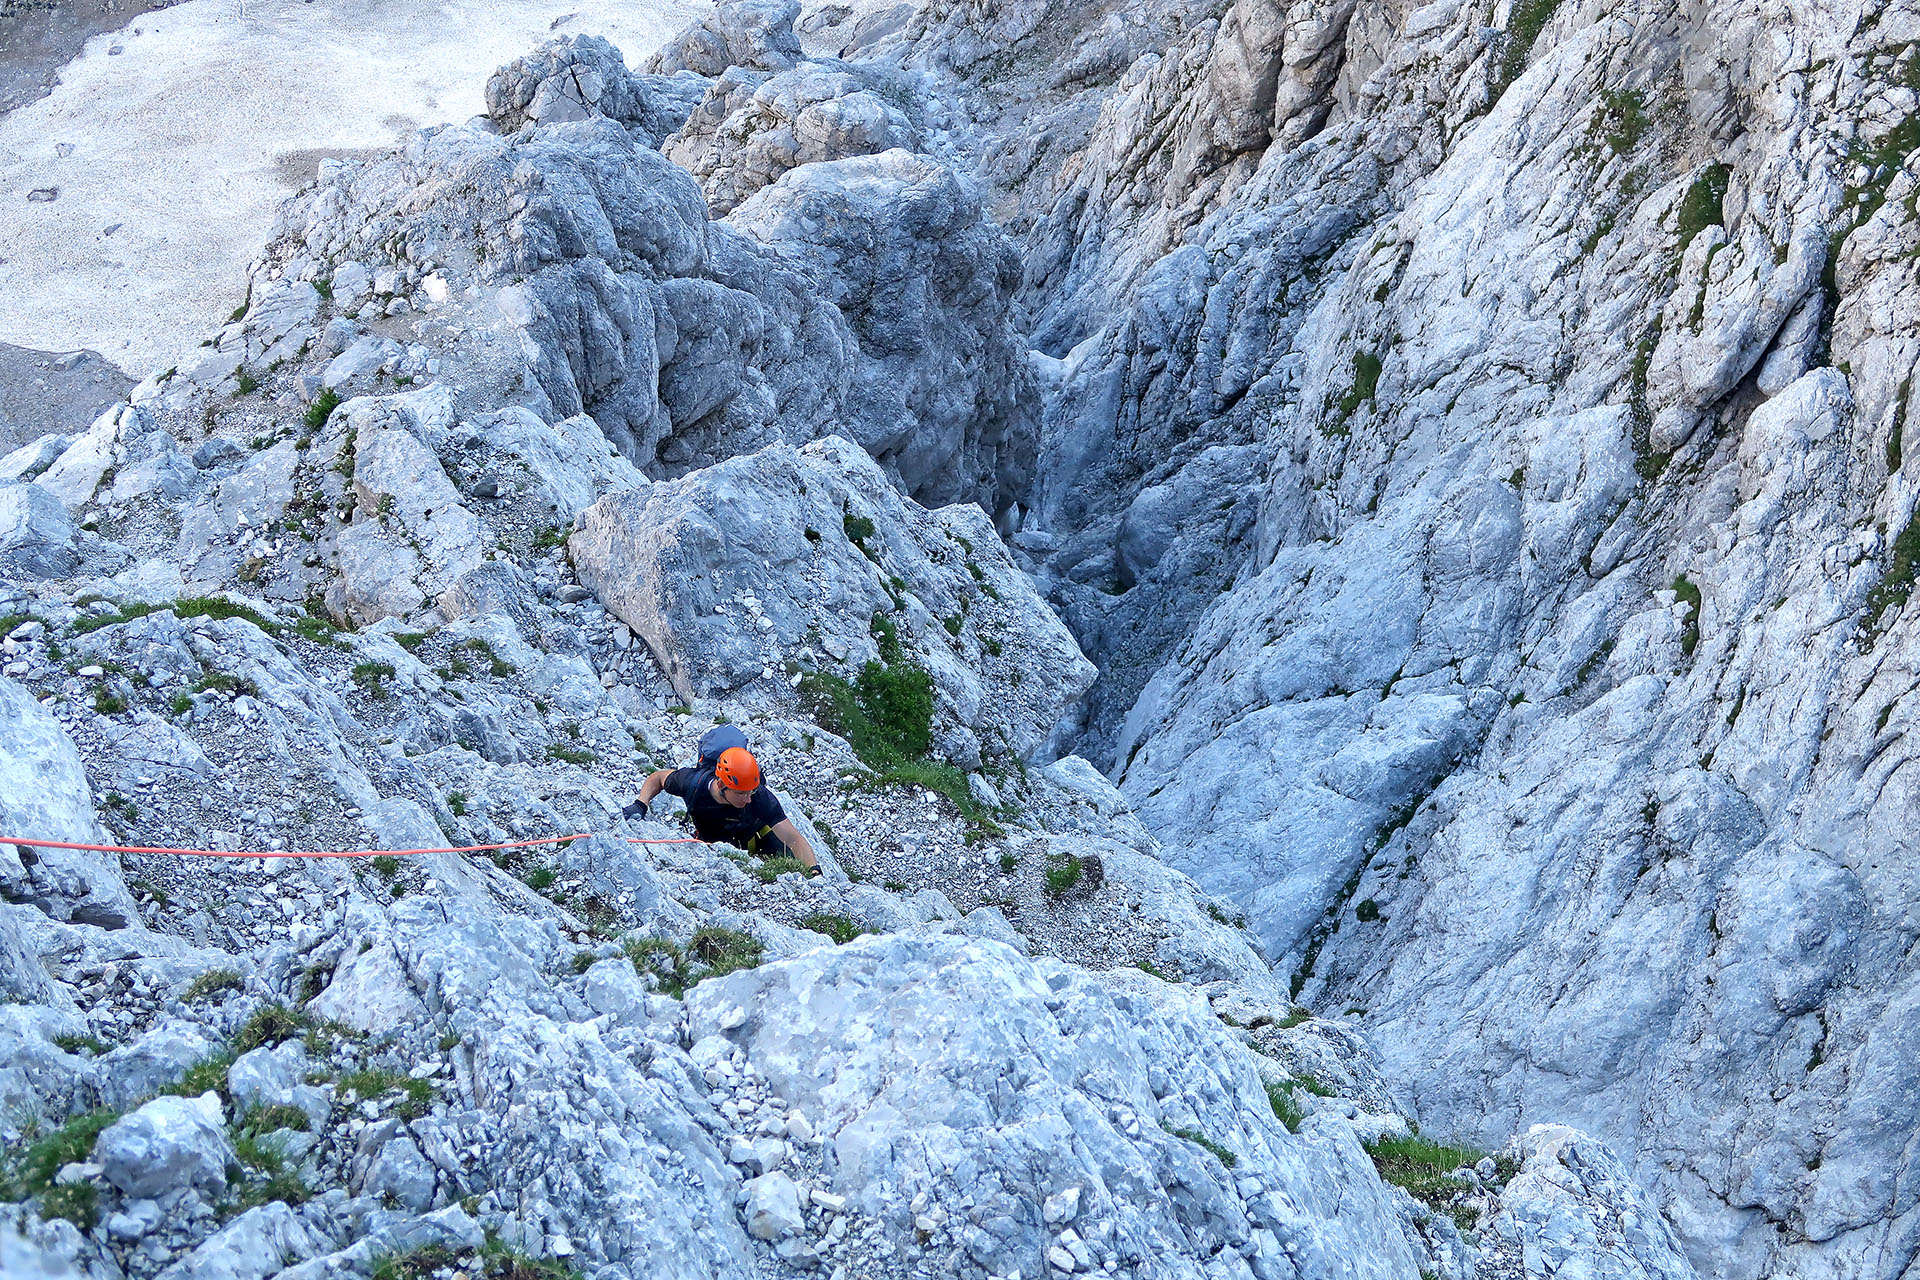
95 1092 233 1197
0 483 79 578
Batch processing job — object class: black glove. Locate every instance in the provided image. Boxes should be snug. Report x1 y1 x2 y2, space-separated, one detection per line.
622 798 649 820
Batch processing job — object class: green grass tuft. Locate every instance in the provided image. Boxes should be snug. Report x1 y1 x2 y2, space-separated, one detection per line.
1676 164 1731 255
338 1068 436 1120
1672 574 1703 657
1864 506 1920 642
1169 1125 1237 1167
184 969 244 1003
304 387 342 432
799 912 865 944
38 1180 99 1231
234 1004 312 1054
1364 1134 1485 1230
7 1108 119 1196
1267 1080 1305 1132
1044 852 1085 897
621 927 764 998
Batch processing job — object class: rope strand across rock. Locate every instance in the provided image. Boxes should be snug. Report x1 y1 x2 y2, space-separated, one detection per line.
0 833 707 860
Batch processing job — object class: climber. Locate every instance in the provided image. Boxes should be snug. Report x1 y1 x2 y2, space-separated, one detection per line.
624 745 821 875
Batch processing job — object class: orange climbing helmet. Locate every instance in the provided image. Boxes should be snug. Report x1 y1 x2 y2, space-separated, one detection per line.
714 746 761 792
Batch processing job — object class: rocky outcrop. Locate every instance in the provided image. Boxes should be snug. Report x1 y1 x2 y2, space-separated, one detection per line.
265 65 1036 516
0 677 137 929
663 61 918 215
570 435 1091 763
483 34 702 144
642 0 805 77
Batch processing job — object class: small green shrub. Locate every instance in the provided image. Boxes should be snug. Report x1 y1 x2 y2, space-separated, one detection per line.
1169 1125 1237 1167
1332 351 1383 426
1355 898 1383 922
234 1004 311 1054
843 512 877 549
1044 852 1085 897
185 969 244 1002
235 367 260 395
546 742 596 765
447 791 469 816
91 686 127 716
799 913 864 944
1364 1134 1485 1230
1598 87 1649 155
1267 1081 1305 1133
999 850 1018 874
1672 574 1703 656
372 855 401 880
1675 164 1731 254
352 661 397 698
170 691 194 716
1493 0 1564 94
38 1180 99 1231
304 387 342 432
1864 507 1920 640
524 866 558 891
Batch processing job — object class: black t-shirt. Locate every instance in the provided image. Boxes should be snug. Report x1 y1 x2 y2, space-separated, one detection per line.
662 767 786 851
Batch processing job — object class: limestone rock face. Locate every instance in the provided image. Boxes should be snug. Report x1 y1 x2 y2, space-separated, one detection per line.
271 82 1034 516
0 484 79 580
94 1093 233 1197
0 677 137 929
484 34 701 143
730 150 1040 515
642 0 805 77
664 61 918 215
684 932 1420 1279
570 436 1092 762
902 0 1920 1268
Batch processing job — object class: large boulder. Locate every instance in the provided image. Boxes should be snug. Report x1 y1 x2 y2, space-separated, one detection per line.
570 436 1092 762
0 483 79 579
485 34 700 143
683 933 1420 1279
729 149 1041 515
642 0 804 76
94 1092 234 1197
664 61 918 215
0 677 139 929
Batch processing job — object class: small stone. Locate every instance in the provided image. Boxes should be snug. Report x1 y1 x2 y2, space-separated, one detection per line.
27 187 58 203
746 1171 805 1240
1044 1185 1081 1224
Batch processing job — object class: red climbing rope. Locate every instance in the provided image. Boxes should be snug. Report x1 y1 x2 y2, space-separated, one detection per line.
0 833 707 860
